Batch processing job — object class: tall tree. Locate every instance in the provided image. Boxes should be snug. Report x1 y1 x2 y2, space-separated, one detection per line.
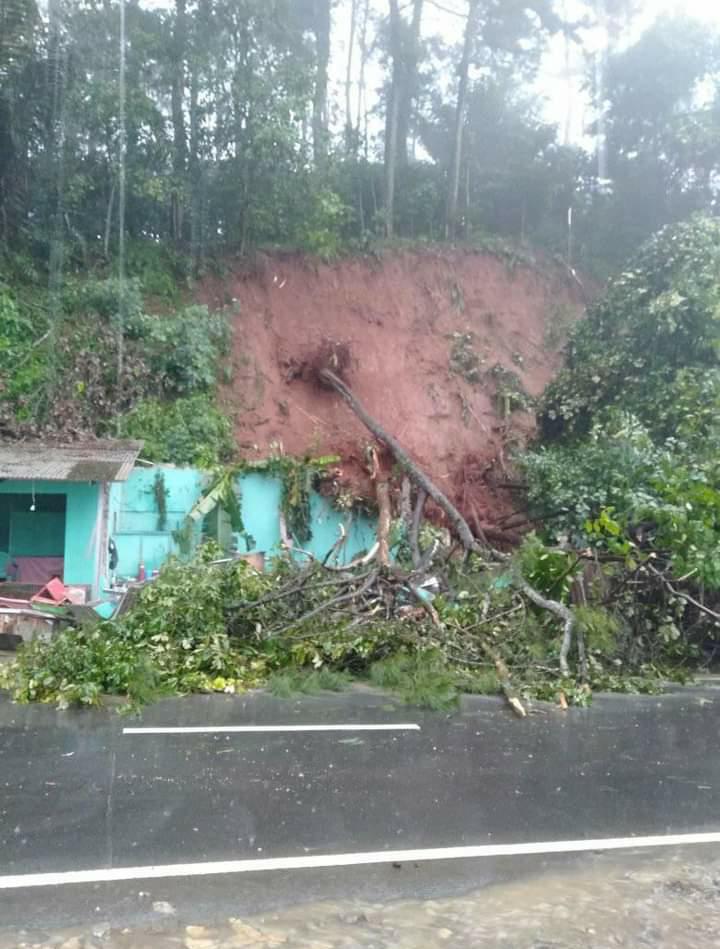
170 0 187 242
0 0 39 242
311 0 331 165
446 0 480 239
396 0 423 166
384 0 402 237
344 0 357 150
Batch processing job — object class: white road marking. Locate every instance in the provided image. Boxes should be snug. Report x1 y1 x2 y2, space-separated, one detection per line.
2 832 719 890
122 724 421 735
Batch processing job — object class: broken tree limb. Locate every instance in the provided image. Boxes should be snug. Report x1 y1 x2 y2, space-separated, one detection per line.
518 580 574 677
400 477 412 532
320 367 577 674
319 369 478 552
479 642 527 718
322 523 347 566
272 569 379 638
376 480 391 566
409 487 427 569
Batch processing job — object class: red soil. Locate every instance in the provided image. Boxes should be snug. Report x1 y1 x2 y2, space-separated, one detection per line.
198 247 586 535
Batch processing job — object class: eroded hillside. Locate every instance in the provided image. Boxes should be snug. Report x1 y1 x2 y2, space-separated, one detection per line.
199 247 587 534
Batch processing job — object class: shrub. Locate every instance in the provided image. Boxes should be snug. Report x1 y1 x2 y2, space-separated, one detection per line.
118 394 235 467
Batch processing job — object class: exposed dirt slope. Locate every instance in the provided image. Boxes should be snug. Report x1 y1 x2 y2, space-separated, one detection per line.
199 247 586 534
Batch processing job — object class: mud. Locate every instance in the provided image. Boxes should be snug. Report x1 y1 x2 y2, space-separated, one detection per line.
7 850 720 949
199 248 585 530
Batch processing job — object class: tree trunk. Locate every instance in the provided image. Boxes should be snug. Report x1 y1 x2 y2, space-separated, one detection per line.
344 0 358 152
320 368 478 550
312 0 331 166
320 367 577 671
357 0 370 156
188 0 205 270
170 0 187 243
446 0 480 240
103 179 115 260
396 0 423 167
409 487 426 569
376 480 391 565
384 0 402 237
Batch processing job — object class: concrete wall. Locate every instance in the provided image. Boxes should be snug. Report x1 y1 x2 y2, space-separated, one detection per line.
0 480 102 591
107 466 376 583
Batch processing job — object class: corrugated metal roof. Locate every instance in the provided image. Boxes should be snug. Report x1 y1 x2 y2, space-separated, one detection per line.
0 440 143 483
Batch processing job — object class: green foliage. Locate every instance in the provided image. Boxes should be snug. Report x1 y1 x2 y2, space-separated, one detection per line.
489 364 534 416
524 412 659 543
71 277 144 326
370 651 460 711
517 533 578 601
542 216 720 441
524 217 720 678
0 625 167 710
528 219 720 592
118 395 235 467
526 410 720 590
0 543 696 711
152 471 169 531
280 463 314 545
293 188 350 258
0 285 49 416
125 241 190 302
1 273 233 448
126 304 230 396
268 667 351 697
574 606 620 654
2 0 720 276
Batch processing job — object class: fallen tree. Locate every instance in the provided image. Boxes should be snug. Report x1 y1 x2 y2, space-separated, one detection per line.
319 367 576 680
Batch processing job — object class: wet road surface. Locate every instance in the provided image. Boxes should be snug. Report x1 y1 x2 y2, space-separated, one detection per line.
1 684 719 939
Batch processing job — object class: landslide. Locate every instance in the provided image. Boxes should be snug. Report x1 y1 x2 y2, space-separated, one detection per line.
199 247 586 535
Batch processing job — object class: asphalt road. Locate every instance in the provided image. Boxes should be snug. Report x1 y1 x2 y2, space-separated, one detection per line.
1 684 719 935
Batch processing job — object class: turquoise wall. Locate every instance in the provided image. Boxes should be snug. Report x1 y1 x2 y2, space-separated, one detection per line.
0 480 101 590
107 466 376 582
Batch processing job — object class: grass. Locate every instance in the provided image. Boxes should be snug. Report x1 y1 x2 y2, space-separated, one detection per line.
267 667 352 698
369 650 460 711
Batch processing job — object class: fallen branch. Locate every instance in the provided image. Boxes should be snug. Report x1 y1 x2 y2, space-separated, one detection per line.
480 642 527 718
319 369 479 552
272 570 380 638
376 480 391 566
409 488 427 569
518 579 574 677
400 477 413 533
407 582 442 627
646 562 720 621
320 367 576 675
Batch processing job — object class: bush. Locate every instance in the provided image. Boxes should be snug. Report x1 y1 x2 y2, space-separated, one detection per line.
1 626 166 709
118 394 235 467
542 215 720 440
127 304 230 396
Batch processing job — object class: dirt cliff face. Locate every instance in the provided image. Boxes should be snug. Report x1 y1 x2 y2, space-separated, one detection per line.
199 247 585 534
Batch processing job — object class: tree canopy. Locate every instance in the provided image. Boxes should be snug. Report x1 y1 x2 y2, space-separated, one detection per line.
1 1 719 273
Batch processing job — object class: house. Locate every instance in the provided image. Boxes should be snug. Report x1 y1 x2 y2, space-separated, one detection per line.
0 440 143 602
0 440 376 620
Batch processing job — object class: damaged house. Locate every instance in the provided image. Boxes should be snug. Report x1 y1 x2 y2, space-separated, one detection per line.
0 440 142 601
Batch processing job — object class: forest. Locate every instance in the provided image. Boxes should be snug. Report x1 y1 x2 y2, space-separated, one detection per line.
2 0 719 272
